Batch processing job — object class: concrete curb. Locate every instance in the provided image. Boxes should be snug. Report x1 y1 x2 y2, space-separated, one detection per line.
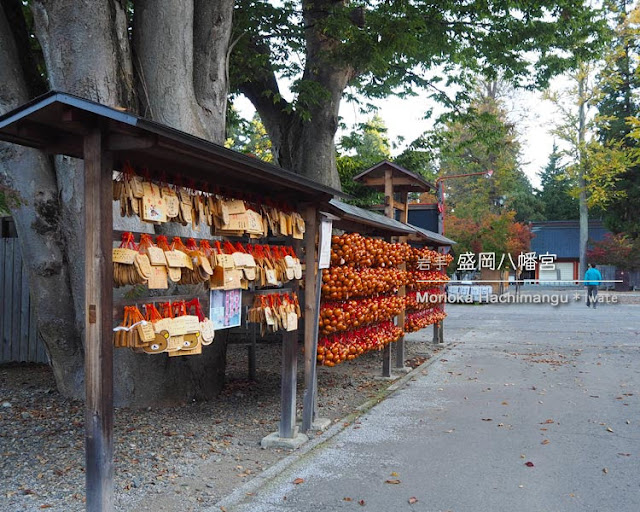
211 342 457 511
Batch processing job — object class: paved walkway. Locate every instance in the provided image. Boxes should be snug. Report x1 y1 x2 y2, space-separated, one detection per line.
218 298 640 512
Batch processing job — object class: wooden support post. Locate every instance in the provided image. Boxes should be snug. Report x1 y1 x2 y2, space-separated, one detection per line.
248 320 257 381
83 127 114 512
400 191 409 225
384 169 394 218
302 207 319 433
382 336 392 377
395 191 410 369
383 173 395 377
279 330 298 439
395 260 407 370
433 321 444 344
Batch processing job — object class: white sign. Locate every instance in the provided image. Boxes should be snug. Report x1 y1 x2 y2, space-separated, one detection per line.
318 218 333 269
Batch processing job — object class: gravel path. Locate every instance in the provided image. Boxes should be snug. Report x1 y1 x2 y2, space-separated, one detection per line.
0 330 440 511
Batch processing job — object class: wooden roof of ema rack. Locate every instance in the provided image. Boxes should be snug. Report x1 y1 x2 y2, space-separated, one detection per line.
0 91 344 203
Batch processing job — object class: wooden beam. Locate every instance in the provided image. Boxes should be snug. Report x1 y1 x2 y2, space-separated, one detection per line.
107 134 157 151
62 106 95 127
42 141 84 156
83 127 114 511
360 176 426 187
17 120 59 144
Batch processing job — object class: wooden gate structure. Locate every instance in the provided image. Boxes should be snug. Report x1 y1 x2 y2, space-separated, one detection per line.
0 91 342 511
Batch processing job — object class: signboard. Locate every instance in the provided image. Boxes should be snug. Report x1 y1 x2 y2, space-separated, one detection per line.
209 289 242 330
318 218 333 269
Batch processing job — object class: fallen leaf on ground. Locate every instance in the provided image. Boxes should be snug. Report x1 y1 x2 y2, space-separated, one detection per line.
343 497 352 502
385 479 401 484
541 419 554 424
501 401 509 405
390 472 399 476
409 497 418 504
542 439 550 445
525 461 535 467
293 478 304 485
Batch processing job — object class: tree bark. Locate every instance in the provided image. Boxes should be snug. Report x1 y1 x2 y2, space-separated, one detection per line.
193 0 234 144
0 4 83 397
134 0 201 138
31 0 134 108
1 0 234 406
30 0 136 341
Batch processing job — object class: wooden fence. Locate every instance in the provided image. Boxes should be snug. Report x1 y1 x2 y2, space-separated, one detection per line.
0 237 48 364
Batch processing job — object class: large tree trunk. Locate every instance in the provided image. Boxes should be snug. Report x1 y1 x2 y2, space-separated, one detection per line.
1 1 234 406
193 0 234 144
30 0 136 337
0 3 83 397
236 0 354 190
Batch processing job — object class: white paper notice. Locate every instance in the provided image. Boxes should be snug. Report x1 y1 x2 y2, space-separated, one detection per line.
318 218 332 269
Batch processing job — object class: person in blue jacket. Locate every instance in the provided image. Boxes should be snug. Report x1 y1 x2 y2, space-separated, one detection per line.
584 263 603 308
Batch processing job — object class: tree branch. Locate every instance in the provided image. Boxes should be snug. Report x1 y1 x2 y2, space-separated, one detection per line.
235 35 294 164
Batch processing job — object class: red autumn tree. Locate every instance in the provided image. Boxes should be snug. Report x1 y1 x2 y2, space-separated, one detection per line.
587 234 640 270
446 211 533 266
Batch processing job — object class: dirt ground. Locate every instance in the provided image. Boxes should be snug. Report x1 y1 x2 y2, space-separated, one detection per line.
0 330 441 511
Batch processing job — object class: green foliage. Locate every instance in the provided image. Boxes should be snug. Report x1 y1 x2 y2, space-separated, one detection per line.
225 108 273 162
508 170 545 222
336 156 382 207
592 1 640 237
0 183 22 214
336 115 440 206
429 83 540 222
0 191 8 216
393 137 438 184
338 1 607 98
336 116 390 206
230 0 608 126
538 143 579 220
